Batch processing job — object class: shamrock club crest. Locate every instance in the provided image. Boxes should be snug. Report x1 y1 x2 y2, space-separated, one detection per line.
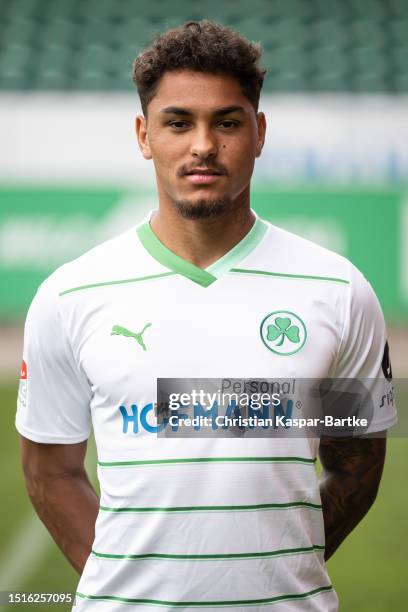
260 311 307 355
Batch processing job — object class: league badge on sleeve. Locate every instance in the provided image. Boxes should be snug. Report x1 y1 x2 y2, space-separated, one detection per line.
381 341 393 381
18 359 28 408
20 359 27 380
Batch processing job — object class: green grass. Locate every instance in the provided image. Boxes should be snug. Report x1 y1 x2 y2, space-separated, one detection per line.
326 438 408 611
0 384 94 611
1 382 407 611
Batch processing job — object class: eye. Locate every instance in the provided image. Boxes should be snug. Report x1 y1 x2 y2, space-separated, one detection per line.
218 120 240 129
168 120 190 130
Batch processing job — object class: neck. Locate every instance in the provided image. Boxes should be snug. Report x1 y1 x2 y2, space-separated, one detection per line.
150 188 255 269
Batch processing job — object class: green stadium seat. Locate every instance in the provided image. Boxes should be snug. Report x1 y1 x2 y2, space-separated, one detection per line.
0 72 27 89
393 71 408 91
261 19 307 47
388 20 408 44
110 50 134 72
350 0 388 19
80 0 118 17
0 0 406 92
40 18 80 45
4 0 40 19
350 19 385 45
39 0 77 18
267 71 308 92
353 45 388 74
389 0 408 17
142 1 189 23
34 71 72 89
75 70 112 90
36 43 71 67
310 46 348 74
77 44 114 75
309 19 349 48
0 42 32 72
263 0 310 19
391 44 408 68
263 44 306 74
118 18 157 49
235 17 268 42
310 75 350 92
351 72 387 92
312 0 348 18
108 71 135 91
77 18 118 46
1 17 34 44
0 39 29 89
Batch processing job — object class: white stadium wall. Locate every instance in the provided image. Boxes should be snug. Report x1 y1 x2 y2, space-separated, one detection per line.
0 93 408 321
1 93 408 185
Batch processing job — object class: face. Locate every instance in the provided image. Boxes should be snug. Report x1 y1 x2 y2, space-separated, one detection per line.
136 70 266 219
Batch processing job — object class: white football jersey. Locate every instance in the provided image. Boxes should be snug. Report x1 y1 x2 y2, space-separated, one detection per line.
16 212 396 611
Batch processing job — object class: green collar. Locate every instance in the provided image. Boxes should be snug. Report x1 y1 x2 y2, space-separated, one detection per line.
136 214 268 287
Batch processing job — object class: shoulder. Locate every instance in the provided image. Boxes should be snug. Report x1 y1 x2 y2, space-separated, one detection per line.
252 219 382 313
36 225 158 299
257 220 354 284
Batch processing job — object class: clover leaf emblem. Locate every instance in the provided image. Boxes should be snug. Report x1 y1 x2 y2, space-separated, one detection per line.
267 317 300 346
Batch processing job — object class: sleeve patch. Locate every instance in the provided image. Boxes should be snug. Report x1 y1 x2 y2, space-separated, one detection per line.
381 341 393 382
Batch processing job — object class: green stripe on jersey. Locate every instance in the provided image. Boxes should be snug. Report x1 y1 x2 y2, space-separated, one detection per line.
59 271 175 296
57 264 349 296
230 268 349 284
100 501 322 513
97 456 317 467
91 544 325 561
75 585 333 607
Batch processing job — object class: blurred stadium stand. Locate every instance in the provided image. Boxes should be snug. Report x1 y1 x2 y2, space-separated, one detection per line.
0 0 407 92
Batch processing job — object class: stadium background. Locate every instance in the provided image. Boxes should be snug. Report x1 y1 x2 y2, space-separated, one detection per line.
0 0 407 609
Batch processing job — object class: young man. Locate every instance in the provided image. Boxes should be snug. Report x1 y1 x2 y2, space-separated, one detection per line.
17 21 396 611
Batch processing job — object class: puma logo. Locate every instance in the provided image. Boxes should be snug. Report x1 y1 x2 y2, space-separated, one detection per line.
111 323 152 352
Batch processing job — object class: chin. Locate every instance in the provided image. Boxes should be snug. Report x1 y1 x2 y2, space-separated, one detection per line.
173 196 233 220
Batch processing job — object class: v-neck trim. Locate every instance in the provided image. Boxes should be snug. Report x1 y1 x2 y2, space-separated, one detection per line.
136 212 269 287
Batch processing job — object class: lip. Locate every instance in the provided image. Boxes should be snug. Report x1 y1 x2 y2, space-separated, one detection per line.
184 173 221 184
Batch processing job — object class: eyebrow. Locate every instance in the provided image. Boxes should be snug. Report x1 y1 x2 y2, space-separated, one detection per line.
159 105 246 117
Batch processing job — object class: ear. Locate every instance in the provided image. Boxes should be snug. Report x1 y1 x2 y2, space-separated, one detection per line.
255 111 266 158
135 115 152 160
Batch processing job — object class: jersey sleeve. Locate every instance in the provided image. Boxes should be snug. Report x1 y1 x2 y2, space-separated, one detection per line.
332 264 397 433
16 276 92 444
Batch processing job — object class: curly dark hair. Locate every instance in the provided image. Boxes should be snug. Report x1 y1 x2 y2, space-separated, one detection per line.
132 20 266 116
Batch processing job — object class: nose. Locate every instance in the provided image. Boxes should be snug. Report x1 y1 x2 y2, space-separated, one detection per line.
190 125 218 160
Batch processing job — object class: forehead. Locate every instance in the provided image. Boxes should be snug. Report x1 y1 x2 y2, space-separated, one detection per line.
148 70 251 113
